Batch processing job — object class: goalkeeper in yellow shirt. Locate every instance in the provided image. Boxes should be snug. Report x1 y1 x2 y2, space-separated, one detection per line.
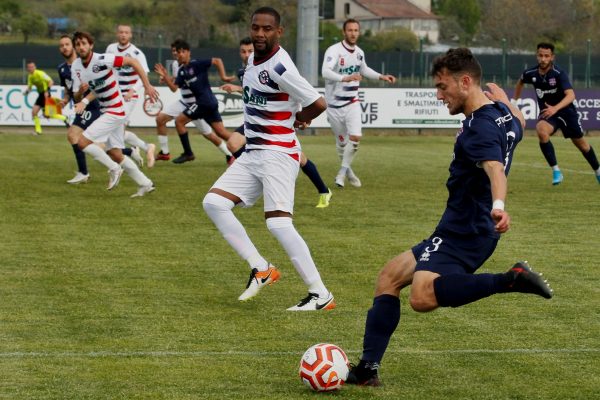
23 60 68 135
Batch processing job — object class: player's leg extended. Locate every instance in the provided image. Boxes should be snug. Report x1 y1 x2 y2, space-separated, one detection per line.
173 113 195 163
571 137 600 184
66 124 89 184
299 152 331 208
338 102 362 187
536 119 562 185
156 100 185 160
32 104 42 135
78 134 122 190
205 121 234 163
106 130 154 198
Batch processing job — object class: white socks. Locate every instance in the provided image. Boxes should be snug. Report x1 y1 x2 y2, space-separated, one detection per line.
124 130 148 152
341 140 359 169
158 135 169 154
266 217 327 296
203 193 268 271
120 157 152 187
83 144 119 170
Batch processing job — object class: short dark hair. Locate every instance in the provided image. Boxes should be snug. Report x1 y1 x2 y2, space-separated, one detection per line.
537 42 555 53
72 31 95 45
240 37 252 46
59 34 71 41
172 39 190 51
343 18 360 30
431 47 482 83
26 60 35 65
252 6 281 26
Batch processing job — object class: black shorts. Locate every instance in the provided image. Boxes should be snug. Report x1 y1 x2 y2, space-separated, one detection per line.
412 232 498 275
73 107 102 130
542 109 584 139
183 103 222 125
34 93 46 108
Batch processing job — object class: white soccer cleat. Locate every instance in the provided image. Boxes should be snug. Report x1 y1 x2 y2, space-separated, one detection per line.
107 167 123 190
335 174 345 188
287 292 336 311
67 172 90 184
130 146 144 167
238 265 281 301
347 169 362 187
146 143 156 168
130 183 155 198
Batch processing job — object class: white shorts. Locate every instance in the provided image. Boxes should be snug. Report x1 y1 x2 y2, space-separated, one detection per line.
123 96 139 124
163 100 212 135
326 101 362 137
83 113 127 150
211 150 300 213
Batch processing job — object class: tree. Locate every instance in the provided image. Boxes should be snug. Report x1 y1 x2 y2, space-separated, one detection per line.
361 28 419 52
437 0 480 44
14 11 47 44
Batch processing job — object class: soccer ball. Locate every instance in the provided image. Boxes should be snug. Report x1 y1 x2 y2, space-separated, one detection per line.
299 343 349 391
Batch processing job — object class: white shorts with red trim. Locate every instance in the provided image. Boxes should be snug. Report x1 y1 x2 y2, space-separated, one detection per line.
83 112 127 150
211 150 300 213
123 95 140 123
163 100 212 135
326 101 362 137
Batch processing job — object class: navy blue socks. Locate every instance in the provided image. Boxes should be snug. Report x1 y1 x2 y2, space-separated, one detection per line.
71 144 88 175
582 146 600 170
539 141 558 167
301 159 329 194
433 273 510 308
179 132 193 155
361 294 400 363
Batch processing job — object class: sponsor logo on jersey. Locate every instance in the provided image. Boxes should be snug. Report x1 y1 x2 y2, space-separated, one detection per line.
242 86 267 106
549 78 556 86
340 57 345 66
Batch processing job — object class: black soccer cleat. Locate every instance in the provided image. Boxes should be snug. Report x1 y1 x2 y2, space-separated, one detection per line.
506 261 553 299
345 361 382 387
172 153 195 164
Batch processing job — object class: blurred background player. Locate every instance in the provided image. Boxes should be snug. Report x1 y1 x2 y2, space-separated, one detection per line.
154 39 234 164
71 31 157 197
514 42 600 185
203 7 335 310
153 41 231 163
106 24 156 167
23 60 69 135
322 19 396 188
220 37 332 208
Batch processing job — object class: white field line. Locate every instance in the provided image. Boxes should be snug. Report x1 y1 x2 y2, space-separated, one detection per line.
0 348 597 358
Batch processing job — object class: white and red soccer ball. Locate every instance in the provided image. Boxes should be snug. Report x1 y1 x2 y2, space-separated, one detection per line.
299 343 350 391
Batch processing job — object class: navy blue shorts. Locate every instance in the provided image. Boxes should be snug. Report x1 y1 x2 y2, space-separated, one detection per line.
412 232 498 275
235 124 244 135
183 103 222 125
542 109 584 139
72 107 102 130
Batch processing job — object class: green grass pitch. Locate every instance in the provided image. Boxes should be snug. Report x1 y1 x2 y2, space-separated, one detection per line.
0 131 598 399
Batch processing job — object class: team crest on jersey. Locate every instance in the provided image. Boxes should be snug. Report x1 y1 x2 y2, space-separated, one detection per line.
326 56 332 62
340 58 345 66
549 78 556 86
259 70 270 85
92 64 100 73
188 67 194 75
358 54 363 61
532 77 537 83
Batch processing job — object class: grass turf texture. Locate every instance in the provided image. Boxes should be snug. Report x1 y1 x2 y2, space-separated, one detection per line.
0 131 598 399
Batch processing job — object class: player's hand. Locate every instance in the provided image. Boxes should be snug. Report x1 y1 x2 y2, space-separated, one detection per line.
484 83 510 104
74 102 86 114
44 91 50 98
540 103 558 119
491 209 510 233
221 75 236 83
220 83 240 94
124 90 135 102
381 74 396 84
294 119 311 130
144 84 160 102
59 99 68 108
154 63 167 78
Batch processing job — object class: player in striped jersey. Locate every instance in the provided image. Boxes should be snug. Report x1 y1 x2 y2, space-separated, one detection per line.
153 41 233 164
71 31 158 197
106 24 156 167
322 19 396 188
203 7 335 311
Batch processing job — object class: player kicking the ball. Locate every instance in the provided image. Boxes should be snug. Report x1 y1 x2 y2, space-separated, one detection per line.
71 31 158 197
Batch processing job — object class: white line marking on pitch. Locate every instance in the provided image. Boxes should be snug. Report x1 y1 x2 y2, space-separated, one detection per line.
0 348 597 358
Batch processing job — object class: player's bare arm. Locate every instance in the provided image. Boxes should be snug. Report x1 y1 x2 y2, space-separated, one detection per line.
379 74 396 84
485 82 525 129
482 160 510 233
295 97 327 124
514 79 524 99
541 88 576 119
211 58 235 82
122 57 159 101
73 91 96 115
154 63 178 92
220 83 243 93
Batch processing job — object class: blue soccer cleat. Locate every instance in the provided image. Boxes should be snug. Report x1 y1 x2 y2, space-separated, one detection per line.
552 170 563 185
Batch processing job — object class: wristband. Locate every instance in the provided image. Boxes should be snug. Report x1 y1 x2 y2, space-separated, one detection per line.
82 98 89 105
492 199 505 211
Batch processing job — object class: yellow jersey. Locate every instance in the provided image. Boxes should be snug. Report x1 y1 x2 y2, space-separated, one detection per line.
27 69 52 93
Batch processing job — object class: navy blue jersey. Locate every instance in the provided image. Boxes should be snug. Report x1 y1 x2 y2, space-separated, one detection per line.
436 102 522 238
520 64 576 113
175 59 217 107
237 64 246 83
57 61 101 111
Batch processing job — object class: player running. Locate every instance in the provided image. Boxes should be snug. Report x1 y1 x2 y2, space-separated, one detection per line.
322 19 396 188
71 31 157 197
24 60 69 135
106 24 156 167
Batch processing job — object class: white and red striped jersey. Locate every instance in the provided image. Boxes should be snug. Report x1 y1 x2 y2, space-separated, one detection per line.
243 46 321 156
71 52 127 117
322 41 380 108
170 59 195 106
105 42 149 100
